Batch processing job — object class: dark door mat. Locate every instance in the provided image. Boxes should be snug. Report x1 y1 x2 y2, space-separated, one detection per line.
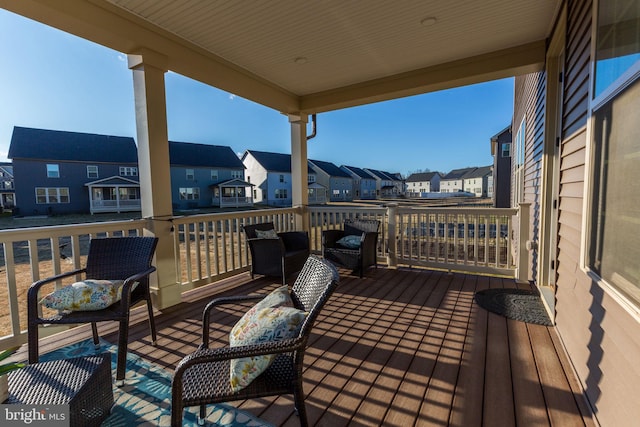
474 288 553 326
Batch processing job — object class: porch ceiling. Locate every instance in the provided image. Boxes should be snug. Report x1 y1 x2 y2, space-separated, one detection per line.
1 0 559 113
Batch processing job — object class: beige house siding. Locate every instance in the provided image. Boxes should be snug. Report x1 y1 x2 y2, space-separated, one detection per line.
513 72 546 282
551 0 640 425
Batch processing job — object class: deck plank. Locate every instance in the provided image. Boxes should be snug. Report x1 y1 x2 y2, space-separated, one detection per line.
29 266 594 427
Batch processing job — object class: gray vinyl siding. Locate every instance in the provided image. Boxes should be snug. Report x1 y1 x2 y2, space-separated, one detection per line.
12 159 136 215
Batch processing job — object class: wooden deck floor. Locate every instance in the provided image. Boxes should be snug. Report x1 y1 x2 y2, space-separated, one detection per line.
37 266 595 426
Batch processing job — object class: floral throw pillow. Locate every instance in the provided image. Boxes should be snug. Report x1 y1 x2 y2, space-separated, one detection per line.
254 229 279 239
229 306 307 392
39 279 135 311
336 234 362 249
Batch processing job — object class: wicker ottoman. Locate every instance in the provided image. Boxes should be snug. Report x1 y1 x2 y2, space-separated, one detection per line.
6 354 113 427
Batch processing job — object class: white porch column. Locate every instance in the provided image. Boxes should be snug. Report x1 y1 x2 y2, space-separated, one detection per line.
289 114 309 231
128 49 181 309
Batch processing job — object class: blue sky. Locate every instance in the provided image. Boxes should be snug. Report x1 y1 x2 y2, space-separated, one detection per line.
0 9 514 176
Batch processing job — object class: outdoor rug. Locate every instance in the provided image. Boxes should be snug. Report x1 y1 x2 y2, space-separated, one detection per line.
39 338 273 427
474 288 553 326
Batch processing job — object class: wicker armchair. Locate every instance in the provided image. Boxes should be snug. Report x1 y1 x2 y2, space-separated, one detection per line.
243 222 310 285
27 236 158 382
171 255 339 427
323 218 380 277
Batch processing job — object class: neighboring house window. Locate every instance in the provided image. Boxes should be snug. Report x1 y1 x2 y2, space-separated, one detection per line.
279 174 285 183
87 165 98 179
502 143 511 157
512 119 525 207
179 187 200 200
35 187 69 204
119 187 139 200
588 0 640 308
46 164 59 178
120 167 138 176
275 189 287 199
211 169 218 180
231 170 243 179
308 175 316 183
186 169 195 180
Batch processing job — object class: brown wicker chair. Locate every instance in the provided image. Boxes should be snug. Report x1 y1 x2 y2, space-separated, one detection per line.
323 218 380 277
171 255 339 427
243 222 310 285
27 236 158 382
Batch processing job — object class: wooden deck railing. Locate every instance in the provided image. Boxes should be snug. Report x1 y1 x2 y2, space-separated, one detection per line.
0 219 148 347
0 203 529 351
170 207 299 291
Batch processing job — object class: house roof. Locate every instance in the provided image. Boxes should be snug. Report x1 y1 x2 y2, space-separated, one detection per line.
3 2 557 114
84 176 140 186
243 150 314 174
341 165 375 180
309 159 351 178
365 168 396 181
8 127 137 163
209 178 254 188
169 141 244 168
406 172 440 182
464 165 493 179
442 167 477 180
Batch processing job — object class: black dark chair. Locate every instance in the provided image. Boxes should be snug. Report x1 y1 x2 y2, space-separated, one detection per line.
171 255 339 427
27 236 158 382
323 218 380 277
243 222 310 285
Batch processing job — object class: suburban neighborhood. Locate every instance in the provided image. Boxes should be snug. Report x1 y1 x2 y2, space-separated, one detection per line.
5 125 508 216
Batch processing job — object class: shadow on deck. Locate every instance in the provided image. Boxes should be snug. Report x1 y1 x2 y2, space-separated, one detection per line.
33 265 595 426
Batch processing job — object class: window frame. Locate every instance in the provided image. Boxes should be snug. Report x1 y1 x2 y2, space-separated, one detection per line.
583 0 640 317
35 187 70 204
87 165 98 179
186 169 195 180
179 187 200 200
46 164 59 178
119 166 138 177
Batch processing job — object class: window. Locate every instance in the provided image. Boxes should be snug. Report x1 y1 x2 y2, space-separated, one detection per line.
87 165 98 179
186 169 195 180
275 189 288 199
46 164 59 178
308 175 316 183
120 167 138 176
179 187 200 200
588 0 640 307
594 0 640 98
231 170 243 179
36 187 69 204
211 169 218 180
279 174 285 183
501 143 511 157
512 119 525 207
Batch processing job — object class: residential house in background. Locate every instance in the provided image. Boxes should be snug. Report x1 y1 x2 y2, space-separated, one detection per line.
440 167 476 193
242 150 323 206
463 166 492 198
365 168 400 198
308 159 353 202
340 165 377 200
490 126 512 207
405 171 442 197
0 162 15 210
168 141 251 210
8 126 140 215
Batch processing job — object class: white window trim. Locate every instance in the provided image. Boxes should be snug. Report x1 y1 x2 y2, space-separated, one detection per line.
87 165 98 179
580 0 640 320
46 164 59 178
